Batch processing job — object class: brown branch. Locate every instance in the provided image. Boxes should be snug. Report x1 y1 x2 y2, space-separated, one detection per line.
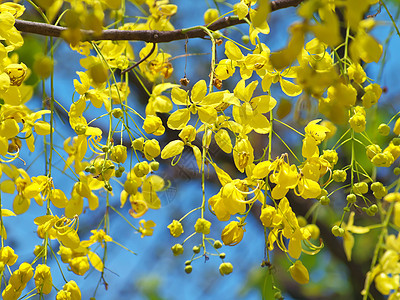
14 0 304 43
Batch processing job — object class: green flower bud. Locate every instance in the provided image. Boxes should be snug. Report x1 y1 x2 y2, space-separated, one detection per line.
184 265 192 274
204 8 219 24
184 260 191 266
378 123 390 136
392 138 400 146
394 167 400 176
317 189 328 200
74 124 87 135
214 240 223 249
353 182 368 195
332 225 344 237
367 204 378 216
132 137 144 151
219 253 226 259
241 35 250 44
149 161 159 171
112 108 123 119
319 196 330 205
171 244 184 256
347 193 357 203
192 246 200 254
332 170 347 182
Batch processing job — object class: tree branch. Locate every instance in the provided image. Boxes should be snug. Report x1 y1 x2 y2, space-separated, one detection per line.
14 0 304 43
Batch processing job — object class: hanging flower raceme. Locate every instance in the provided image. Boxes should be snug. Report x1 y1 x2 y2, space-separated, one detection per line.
209 163 262 221
2 262 33 300
264 197 316 259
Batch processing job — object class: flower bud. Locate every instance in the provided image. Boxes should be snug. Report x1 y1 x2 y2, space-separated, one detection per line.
112 108 123 118
289 261 309 284
241 35 250 44
349 113 366 133
219 262 233 276
110 145 127 163
204 8 218 24
167 220 184 238
366 144 382 160
143 115 165 136
194 218 211 235
221 221 245 246
331 225 344 237
260 205 276 227
133 161 150 177
192 246 200 254
184 265 193 274
93 158 115 181
149 161 159 171
132 137 144 151
378 123 390 136
143 139 161 161
213 240 223 249
69 256 90 276
332 169 347 182
353 182 368 195
124 177 141 195
319 196 330 205
347 193 357 203
171 244 184 256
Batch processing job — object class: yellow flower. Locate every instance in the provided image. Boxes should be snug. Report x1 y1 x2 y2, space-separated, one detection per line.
269 157 298 199
194 218 211 235
138 219 156 238
167 220 184 238
231 79 276 133
221 221 245 246
233 136 254 173
167 80 225 130
80 229 112 248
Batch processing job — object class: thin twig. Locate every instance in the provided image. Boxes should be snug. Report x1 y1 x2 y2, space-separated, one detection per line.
121 42 156 74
